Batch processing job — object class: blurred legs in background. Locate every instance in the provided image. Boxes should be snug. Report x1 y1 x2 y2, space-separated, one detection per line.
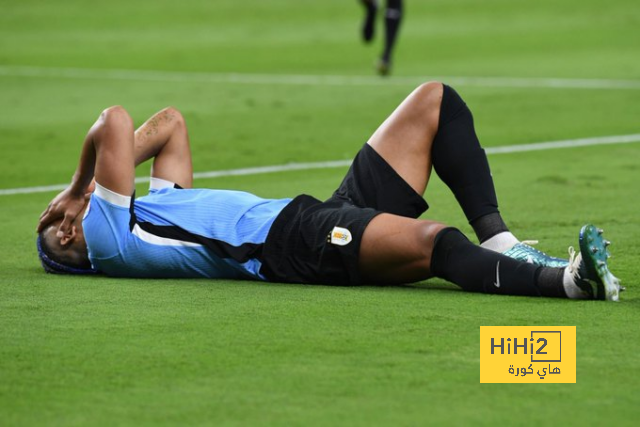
359 0 404 76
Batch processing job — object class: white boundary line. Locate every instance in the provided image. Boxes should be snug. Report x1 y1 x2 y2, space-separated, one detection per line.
2 133 639 196
1 65 640 90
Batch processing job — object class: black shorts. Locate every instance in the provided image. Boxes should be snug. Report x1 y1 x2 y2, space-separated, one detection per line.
260 143 429 285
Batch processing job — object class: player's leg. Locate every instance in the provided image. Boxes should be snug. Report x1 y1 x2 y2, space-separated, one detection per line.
378 0 403 75
369 82 503 236
429 223 621 300
430 85 568 266
359 215 619 300
359 214 564 296
358 214 444 283
360 0 378 43
134 107 193 189
430 84 505 240
366 81 442 196
367 81 566 267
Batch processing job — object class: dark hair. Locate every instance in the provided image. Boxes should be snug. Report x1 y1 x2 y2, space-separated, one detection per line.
36 232 97 275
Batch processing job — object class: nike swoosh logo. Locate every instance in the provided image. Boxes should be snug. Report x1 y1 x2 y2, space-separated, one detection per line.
494 261 501 288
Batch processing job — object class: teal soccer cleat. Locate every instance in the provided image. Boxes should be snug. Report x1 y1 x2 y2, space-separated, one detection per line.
502 241 569 268
567 225 622 301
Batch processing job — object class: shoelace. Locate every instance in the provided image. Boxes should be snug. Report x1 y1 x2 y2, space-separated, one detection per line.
519 240 548 256
567 246 580 278
520 240 539 246
520 240 567 262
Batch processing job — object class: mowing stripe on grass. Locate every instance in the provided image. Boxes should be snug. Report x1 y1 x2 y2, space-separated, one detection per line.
1 65 640 90
2 133 640 196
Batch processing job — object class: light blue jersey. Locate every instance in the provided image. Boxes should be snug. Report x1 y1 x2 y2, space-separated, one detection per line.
83 180 291 280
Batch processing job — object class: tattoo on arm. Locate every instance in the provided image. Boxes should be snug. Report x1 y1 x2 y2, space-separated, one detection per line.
134 109 177 165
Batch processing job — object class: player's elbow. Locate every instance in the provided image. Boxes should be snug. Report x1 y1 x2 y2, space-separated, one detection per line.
101 105 130 120
99 106 134 131
159 107 186 130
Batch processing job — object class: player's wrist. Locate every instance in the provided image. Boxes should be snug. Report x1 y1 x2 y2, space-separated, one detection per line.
68 173 93 197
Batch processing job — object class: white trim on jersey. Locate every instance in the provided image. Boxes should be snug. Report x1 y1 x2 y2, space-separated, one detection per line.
94 182 131 208
149 177 176 191
131 223 202 248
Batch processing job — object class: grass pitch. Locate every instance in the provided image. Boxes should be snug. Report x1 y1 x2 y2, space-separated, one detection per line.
1 1 639 425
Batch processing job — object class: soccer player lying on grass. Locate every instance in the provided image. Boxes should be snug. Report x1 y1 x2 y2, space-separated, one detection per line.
36 82 622 301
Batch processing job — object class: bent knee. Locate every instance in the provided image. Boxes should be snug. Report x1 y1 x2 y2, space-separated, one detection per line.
413 81 444 103
407 82 444 124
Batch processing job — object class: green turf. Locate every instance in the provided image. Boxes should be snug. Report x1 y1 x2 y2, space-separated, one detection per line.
1 0 639 425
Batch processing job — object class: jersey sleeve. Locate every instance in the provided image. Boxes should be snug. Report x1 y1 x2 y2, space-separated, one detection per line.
149 177 178 194
82 182 133 260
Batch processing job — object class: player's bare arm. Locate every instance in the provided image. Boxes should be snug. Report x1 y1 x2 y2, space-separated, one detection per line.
37 106 194 235
134 107 193 189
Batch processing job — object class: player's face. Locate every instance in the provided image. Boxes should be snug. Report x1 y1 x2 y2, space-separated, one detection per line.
46 208 88 253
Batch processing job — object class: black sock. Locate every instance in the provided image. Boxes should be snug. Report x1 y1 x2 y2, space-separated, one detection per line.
361 0 378 43
382 0 403 62
430 228 566 298
432 85 507 239
472 212 510 243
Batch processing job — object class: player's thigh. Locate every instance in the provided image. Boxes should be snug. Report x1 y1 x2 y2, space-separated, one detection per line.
366 81 443 195
331 143 429 218
359 213 447 284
